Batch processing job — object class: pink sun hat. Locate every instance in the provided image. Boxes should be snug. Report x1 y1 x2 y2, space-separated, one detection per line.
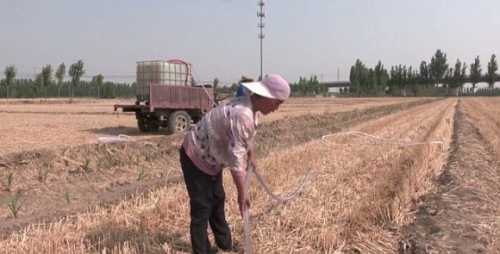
241 74 290 101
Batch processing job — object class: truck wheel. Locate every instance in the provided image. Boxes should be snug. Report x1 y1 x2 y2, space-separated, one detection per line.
148 120 160 132
168 111 191 134
138 118 148 132
137 117 160 132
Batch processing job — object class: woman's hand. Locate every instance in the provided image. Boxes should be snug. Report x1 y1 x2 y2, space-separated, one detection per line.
231 169 250 218
238 194 251 217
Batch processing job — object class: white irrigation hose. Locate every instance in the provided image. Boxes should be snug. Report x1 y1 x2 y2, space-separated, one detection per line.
243 206 252 254
243 170 253 254
243 164 313 254
97 134 131 144
252 167 313 203
200 84 217 107
242 131 444 253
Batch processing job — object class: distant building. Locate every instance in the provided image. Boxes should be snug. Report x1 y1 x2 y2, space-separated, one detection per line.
322 81 351 95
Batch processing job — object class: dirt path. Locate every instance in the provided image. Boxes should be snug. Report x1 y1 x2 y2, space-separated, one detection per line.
401 100 500 253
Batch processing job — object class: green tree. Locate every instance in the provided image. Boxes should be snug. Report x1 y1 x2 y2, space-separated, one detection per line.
388 65 402 96
451 59 463 88
349 66 358 95
34 73 43 96
398 65 408 96
92 74 104 98
486 54 498 89
460 62 467 94
390 64 407 96
55 63 66 97
41 65 52 98
411 69 420 96
374 61 389 94
68 60 85 99
400 65 411 97
349 59 368 96
419 61 430 86
55 63 66 85
297 77 307 95
470 56 482 94
429 49 448 87
366 68 376 94
444 67 454 95
407 66 419 96
388 66 397 95
3 65 17 98
308 75 320 95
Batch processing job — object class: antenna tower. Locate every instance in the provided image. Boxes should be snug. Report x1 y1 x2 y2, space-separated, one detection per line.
257 0 265 80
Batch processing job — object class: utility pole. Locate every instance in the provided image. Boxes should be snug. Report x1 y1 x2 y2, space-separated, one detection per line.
257 0 265 81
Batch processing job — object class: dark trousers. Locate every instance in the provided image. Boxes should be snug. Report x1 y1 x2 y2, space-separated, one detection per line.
180 148 232 254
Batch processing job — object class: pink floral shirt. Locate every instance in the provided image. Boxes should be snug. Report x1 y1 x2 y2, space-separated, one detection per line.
182 96 257 176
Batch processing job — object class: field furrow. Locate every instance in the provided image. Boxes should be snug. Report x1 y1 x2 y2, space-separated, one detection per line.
401 99 500 253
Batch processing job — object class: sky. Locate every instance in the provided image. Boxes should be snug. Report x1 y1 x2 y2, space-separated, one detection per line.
1 0 499 85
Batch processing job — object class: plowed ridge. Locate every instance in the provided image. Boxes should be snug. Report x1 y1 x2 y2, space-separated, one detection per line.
402 99 500 253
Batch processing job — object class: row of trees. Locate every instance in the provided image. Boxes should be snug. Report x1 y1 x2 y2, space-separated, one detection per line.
223 76 329 97
1 60 135 98
290 76 328 96
349 50 499 96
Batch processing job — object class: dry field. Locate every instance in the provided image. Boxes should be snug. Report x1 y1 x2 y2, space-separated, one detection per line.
0 97 423 156
0 98 432 236
259 97 424 123
0 97 499 254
